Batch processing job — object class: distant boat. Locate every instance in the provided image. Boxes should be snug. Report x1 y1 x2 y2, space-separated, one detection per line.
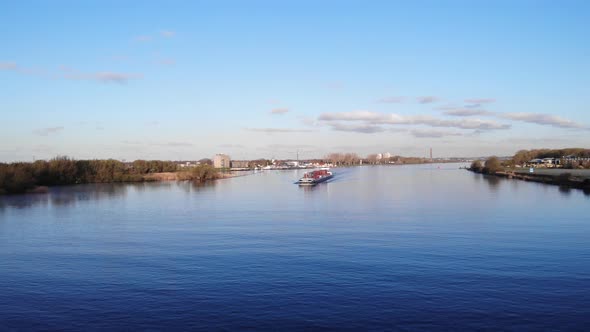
295 169 333 186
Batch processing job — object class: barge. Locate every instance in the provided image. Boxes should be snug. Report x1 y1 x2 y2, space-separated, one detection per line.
295 169 333 186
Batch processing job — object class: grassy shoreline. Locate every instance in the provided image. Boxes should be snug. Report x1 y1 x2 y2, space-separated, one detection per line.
1 172 240 196
0 158 228 195
467 167 590 192
467 149 590 192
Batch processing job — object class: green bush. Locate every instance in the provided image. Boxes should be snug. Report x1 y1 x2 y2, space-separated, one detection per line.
470 160 483 173
0 157 187 194
483 157 502 174
0 164 36 194
191 165 218 182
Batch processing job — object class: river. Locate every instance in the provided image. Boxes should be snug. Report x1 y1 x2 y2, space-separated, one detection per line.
1 164 589 330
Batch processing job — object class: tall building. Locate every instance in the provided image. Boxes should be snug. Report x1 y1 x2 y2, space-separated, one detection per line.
213 154 231 168
383 152 392 159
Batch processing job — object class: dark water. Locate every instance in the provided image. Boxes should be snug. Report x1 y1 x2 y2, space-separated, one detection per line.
1 164 589 331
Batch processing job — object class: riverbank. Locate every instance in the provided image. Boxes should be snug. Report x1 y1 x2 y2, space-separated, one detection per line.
467 168 590 192
0 169 249 196
0 170 257 196
144 171 249 181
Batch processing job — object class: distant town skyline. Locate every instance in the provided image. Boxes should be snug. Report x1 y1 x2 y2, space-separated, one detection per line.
1 1 589 162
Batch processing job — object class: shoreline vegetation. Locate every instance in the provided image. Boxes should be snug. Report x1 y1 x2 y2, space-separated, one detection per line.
468 148 590 192
3 148 588 195
0 154 466 195
0 157 226 195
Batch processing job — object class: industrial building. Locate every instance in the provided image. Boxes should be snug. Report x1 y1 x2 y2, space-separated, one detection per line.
230 160 250 169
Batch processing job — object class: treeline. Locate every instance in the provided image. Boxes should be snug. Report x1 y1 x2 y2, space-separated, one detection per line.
511 148 590 168
469 156 590 191
0 157 183 194
470 148 590 175
325 153 362 166
469 157 502 174
324 153 430 166
177 164 218 182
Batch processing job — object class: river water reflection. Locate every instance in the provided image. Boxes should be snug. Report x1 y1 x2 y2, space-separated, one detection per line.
1 164 589 330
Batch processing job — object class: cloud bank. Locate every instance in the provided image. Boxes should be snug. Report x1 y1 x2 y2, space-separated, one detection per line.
245 128 314 133
63 70 142 84
444 108 587 129
444 109 493 117
270 108 290 115
417 96 439 104
464 98 495 104
33 126 64 136
0 62 18 70
377 96 405 103
329 123 386 134
2 62 142 84
501 113 585 129
410 129 463 138
160 30 176 38
318 111 511 131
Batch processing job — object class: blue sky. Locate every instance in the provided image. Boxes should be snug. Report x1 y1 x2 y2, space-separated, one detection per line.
1 0 589 161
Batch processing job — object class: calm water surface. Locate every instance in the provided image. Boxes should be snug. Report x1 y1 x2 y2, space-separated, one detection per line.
1 164 589 331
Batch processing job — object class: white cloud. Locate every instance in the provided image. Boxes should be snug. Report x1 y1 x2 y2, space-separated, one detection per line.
121 140 143 145
465 98 495 104
319 110 403 122
299 116 318 127
156 58 176 66
410 129 463 138
245 128 314 133
120 140 193 147
436 104 460 111
218 144 246 149
266 144 316 149
33 126 64 136
63 70 142 84
94 72 142 84
0 62 17 70
135 30 175 42
325 81 344 90
135 35 152 42
318 111 510 130
329 123 386 134
407 116 511 130
500 113 586 129
377 96 405 103
159 142 193 147
417 96 440 104
270 108 289 115
444 108 587 129
160 30 176 38
0 62 48 78
444 109 493 117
